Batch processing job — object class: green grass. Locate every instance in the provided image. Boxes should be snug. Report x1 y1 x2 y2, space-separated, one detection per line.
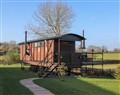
1 64 120 95
86 53 120 69
0 64 37 95
104 53 120 60
95 53 120 60
34 77 120 95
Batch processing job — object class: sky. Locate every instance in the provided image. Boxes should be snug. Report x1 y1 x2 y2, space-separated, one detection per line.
0 0 119 50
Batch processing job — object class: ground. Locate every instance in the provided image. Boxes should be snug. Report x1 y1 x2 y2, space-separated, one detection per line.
0 64 36 95
0 64 120 95
0 53 120 95
34 77 120 95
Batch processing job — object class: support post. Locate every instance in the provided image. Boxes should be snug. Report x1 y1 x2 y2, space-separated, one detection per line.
83 30 85 48
102 49 104 72
25 31 27 55
92 49 94 71
58 39 61 64
82 30 86 49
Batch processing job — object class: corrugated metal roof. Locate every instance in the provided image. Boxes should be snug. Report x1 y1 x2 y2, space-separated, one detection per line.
18 33 86 45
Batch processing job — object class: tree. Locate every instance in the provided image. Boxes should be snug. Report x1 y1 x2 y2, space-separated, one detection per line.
101 45 108 52
87 45 108 52
27 1 75 38
0 41 19 54
1 41 20 64
113 48 120 53
87 45 101 52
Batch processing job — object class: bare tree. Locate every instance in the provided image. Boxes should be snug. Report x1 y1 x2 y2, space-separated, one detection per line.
87 45 101 52
101 45 108 52
87 45 108 52
27 1 75 38
113 48 120 53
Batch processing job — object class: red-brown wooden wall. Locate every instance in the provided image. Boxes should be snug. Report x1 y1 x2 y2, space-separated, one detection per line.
20 40 54 64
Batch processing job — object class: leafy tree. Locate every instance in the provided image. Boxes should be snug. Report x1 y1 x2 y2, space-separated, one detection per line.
0 41 19 54
3 52 20 65
1 41 20 64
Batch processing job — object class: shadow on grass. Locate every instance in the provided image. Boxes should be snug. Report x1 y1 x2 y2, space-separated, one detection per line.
0 67 36 95
34 77 119 95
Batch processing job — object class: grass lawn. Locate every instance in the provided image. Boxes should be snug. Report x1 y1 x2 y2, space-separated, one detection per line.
34 77 120 95
0 64 37 95
1 64 120 95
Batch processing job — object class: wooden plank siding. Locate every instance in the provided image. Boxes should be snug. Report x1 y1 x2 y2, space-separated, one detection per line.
20 40 54 66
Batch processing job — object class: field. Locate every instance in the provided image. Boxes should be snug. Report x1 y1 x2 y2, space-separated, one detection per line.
95 53 120 60
84 53 120 70
103 53 120 60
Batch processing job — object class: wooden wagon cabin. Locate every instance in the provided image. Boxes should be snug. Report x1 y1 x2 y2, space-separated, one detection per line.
18 31 86 76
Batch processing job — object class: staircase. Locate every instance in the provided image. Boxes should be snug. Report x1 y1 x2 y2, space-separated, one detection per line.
38 63 59 78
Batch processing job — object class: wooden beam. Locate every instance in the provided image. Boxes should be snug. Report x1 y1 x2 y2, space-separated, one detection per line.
58 39 60 64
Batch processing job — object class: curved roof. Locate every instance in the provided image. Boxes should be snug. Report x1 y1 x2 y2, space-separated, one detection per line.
60 33 85 41
18 33 86 45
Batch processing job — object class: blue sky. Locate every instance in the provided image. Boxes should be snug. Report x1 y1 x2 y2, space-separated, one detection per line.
0 0 119 50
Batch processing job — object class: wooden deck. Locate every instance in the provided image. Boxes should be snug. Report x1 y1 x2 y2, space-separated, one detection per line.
21 60 58 67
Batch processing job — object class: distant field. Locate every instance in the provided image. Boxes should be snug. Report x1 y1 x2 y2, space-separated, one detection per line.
83 53 120 70
95 53 120 60
103 53 120 60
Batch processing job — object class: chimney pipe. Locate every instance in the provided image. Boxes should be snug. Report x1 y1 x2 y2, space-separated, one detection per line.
83 30 84 37
82 30 86 49
25 31 27 55
81 30 85 49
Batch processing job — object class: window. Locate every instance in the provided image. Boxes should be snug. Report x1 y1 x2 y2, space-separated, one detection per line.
40 41 44 47
37 42 40 47
34 42 38 47
34 41 44 47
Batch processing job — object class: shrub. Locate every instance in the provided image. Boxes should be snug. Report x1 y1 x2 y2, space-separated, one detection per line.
2 52 20 64
57 62 68 80
2 54 10 64
114 65 120 80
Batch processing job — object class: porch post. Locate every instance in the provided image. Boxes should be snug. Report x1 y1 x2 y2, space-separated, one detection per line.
58 38 61 64
25 31 27 55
